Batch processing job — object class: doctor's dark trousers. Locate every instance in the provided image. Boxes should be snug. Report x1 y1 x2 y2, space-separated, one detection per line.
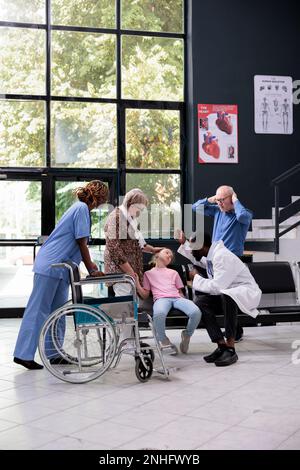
194 293 238 343
14 273 69 360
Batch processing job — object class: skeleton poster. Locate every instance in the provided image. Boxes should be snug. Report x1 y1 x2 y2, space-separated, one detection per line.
198 104 238 164
254 75 293 134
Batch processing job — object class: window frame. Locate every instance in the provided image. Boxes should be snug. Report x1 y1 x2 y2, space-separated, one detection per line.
0 0 187 315
0 5 186 238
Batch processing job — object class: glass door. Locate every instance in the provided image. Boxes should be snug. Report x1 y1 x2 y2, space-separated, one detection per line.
0 171 117 315
0 177 42 312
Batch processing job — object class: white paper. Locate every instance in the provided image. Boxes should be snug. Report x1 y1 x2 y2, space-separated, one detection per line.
254 75 293 134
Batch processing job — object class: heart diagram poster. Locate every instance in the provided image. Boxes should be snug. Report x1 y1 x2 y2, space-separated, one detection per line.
254 75 293 134
198 104 238 164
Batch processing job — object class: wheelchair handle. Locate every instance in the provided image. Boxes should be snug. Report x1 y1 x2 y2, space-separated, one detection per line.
51 263 138 302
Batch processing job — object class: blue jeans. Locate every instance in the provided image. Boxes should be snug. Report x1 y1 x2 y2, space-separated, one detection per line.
153 297 202 342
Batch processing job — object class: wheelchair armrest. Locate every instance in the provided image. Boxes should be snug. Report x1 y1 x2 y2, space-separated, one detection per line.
76 274 138 301
80 274 135 284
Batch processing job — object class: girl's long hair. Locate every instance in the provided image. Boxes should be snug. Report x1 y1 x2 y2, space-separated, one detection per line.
149 249 174 267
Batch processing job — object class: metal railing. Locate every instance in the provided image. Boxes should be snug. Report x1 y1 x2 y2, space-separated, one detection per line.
271 163 300 254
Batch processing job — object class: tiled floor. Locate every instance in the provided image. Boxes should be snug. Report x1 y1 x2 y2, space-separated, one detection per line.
0 319 300 450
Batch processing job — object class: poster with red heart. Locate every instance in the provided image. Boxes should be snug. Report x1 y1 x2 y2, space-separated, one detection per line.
198 104 238 164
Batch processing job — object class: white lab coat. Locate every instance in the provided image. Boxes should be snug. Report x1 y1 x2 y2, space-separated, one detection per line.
178 240 261 318
178 241 207 270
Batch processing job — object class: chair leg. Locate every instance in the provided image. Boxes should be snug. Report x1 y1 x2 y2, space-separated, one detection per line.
147 315 170 378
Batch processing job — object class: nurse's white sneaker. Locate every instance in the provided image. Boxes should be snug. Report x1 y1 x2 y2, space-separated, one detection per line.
180 329 191 354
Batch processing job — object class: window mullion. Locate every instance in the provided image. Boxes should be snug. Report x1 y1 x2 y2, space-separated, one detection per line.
45 0 51 167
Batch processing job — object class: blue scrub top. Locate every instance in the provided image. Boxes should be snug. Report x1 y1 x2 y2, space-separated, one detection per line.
34 201 91 281
192 198 252 257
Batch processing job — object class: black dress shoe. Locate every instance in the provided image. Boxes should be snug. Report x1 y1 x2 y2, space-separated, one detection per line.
14 357 44 370
203 347 225 363
215 348 238 367
49 357 72 365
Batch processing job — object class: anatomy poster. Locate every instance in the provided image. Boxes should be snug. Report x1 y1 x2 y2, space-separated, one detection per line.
198 104 238 164
254 75 293 134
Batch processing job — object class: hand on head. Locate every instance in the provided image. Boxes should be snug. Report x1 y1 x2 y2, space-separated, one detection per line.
152 246 164 254
231 192 238 203
175 229 186 245
207 195 217 204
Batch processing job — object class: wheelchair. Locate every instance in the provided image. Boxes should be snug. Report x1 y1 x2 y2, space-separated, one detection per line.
38 261 171 384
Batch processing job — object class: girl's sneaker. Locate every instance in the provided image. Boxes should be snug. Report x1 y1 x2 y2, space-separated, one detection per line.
180 329 191 354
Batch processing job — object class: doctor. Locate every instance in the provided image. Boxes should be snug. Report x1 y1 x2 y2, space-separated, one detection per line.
14 180 109 370
179 232 261 366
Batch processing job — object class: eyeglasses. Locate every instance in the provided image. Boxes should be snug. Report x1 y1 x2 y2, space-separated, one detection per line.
216 195 231 203
132 204 145 211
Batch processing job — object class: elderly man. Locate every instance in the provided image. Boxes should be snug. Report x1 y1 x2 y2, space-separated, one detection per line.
192 186 253 341
178 233 261 366
192 186 252 257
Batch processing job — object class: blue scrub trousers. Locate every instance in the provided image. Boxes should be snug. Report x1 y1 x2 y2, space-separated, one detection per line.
14 273 69 360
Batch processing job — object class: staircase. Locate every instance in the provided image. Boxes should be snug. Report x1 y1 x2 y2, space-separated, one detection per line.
244 163 300 262
245 197 300 262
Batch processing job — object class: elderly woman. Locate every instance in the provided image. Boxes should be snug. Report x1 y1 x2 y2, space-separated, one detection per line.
104 188 160 296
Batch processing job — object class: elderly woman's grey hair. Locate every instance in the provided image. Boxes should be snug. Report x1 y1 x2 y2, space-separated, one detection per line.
122 188 149 208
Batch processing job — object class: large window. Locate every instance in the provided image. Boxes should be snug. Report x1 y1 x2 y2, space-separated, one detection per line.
0 1 186 312
0 100 45 167
0 27 46 95
51 31 117 98
51 102 117 168
0 179 41 310
0 181 41 239
122 36 183 101
126 109 180 169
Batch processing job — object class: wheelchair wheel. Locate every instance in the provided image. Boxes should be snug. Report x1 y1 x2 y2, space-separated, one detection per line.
140 342 155 362
38 304 117 384
135 356 153 383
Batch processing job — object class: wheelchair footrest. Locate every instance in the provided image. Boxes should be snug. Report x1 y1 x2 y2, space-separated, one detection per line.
63 368 100 375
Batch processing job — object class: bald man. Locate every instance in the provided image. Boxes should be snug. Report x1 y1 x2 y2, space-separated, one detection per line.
192 186 252 257
192 186 252 342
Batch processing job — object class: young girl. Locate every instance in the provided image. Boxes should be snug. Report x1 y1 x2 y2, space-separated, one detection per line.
135 248 202 354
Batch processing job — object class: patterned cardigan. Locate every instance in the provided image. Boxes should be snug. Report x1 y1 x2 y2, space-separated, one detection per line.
104 207 144 282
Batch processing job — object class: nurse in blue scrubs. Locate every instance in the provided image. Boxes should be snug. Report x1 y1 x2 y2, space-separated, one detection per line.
13 180 109 370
